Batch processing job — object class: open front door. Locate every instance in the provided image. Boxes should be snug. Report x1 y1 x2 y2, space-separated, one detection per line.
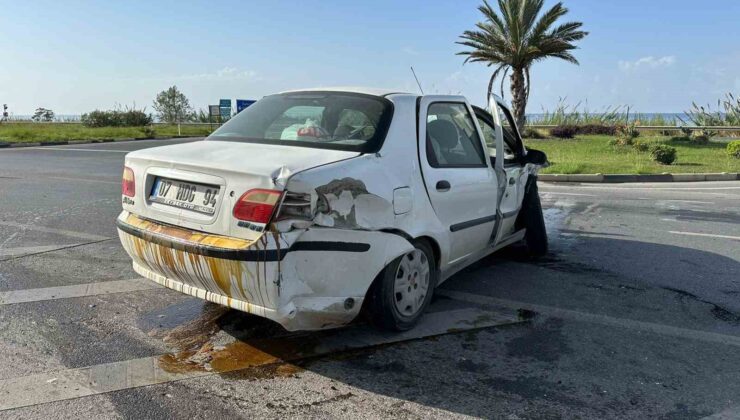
488 96 530 245
417 95 499 266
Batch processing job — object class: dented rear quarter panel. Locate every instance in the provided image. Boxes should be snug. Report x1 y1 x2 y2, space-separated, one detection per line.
284 94 452 269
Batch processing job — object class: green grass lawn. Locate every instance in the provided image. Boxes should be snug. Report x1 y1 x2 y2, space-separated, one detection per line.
525 135 740 174
0 123 214 143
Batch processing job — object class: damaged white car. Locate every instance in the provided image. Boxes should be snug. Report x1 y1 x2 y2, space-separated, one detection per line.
117 88 548 331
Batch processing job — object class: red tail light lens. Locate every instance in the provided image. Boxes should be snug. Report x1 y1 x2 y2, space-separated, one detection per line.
122 167 135 197
233 189 282 224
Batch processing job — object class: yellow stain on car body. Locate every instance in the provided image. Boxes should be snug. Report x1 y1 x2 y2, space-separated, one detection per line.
118 213 280 313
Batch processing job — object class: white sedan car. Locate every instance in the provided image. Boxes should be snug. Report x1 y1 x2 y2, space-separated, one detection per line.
117 87 548 331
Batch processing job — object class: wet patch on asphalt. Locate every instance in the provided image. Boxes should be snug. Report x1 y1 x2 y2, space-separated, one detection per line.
661 208 740 225
663 287 740 325
505 318 572 363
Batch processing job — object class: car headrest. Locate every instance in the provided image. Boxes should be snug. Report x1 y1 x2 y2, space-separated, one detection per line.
427 119 458 149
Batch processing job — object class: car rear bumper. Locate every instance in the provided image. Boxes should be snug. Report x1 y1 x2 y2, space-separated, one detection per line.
116 211 413 331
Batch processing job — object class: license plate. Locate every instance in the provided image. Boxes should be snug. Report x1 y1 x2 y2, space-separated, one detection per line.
150 178 219 215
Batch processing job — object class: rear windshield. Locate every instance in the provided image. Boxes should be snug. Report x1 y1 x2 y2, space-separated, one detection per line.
207 92 394 153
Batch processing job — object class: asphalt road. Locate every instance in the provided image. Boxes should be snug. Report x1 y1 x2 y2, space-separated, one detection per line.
1 139 739 419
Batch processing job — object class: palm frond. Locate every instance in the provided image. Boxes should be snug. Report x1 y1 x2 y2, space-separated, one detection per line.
520 0 545 37
528 2 567 42
548 21 588 42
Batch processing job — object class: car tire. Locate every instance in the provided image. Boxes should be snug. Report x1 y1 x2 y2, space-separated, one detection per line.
520 178 548 257
368 240 438 331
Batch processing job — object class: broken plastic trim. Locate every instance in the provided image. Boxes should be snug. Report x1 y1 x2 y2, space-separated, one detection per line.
116 216 370 262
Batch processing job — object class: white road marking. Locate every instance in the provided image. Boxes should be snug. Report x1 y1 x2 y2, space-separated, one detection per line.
0 306 522 411
542 192 597 197
0 221 109 241
542 183 740 191
702 404 740 419
0 245 79 258
0 278 160 305
669 231 740 241
25 148 129 153
660 199 714 204
47 176 120 185
438 290 740 348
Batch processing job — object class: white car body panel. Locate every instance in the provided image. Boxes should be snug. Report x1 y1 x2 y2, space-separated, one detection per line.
117 88 542 331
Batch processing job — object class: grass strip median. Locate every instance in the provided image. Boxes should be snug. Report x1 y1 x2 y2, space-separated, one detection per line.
527 135 740 175
0 123 213 143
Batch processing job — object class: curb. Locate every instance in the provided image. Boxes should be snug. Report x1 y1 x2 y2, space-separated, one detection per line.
0 136 200 149
539 173 740 183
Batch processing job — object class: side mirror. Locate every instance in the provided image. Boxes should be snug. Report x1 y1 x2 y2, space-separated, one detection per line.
524 149 548 165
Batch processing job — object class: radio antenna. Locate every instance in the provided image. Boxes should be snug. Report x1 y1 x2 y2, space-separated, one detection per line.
410 66 424 94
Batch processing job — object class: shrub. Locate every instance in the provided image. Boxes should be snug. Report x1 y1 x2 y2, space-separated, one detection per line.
140 127 156 138
81 107 152 127
522 127 545 139
691 134 710 144
550 125 578 139
728 141 740 159
633 140 649 152
615 136 634 146
650 145 677 165
616 122 640 141
576 124 617 136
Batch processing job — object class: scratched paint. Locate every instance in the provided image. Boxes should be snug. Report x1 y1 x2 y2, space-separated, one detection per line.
119 214 281 314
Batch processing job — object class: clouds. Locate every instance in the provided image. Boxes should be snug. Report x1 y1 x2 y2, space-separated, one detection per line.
618 56 676 71
176 67 258 81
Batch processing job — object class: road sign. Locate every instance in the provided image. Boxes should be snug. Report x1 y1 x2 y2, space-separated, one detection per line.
236 99 256 113
219 99 232 121
208 105 220 117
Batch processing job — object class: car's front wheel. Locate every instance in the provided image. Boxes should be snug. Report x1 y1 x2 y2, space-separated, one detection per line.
519 177 548 257
369 240 438 331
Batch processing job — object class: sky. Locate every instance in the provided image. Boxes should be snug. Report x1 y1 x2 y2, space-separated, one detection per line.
1 0 739 115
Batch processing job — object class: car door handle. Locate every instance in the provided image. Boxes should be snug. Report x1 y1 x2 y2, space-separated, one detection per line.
436 180 451 192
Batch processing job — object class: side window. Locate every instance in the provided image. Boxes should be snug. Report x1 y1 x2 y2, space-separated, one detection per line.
476 116 497 154
426 103 486 168
495 106 521 159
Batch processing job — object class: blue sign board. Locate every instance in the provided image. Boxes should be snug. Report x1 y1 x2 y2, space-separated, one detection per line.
219 99 232 109
236 99 256 113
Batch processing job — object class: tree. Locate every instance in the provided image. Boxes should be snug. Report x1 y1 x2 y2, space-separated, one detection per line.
457 0 588 128
32 107 55 122
152 86 194 124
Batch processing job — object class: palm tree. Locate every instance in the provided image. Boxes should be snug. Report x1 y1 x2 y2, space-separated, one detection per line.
458 0 588 128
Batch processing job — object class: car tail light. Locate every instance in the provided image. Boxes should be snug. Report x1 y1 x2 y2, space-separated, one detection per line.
233 189 283 224
275 191 329 220
122 167 135 197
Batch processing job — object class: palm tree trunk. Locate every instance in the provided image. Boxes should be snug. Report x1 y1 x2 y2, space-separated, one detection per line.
510 68 527 129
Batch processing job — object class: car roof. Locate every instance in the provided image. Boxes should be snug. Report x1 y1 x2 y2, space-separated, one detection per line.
279 86 410 97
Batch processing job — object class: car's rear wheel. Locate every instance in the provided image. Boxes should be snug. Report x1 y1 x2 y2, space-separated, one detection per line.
369 240 437 331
